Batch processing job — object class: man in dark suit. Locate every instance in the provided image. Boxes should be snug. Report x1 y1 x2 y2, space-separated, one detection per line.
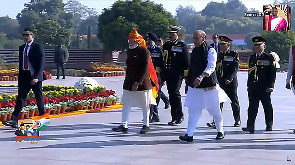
210 34 220 53
54 44 67 79
242 36 276 134
3 28 45 128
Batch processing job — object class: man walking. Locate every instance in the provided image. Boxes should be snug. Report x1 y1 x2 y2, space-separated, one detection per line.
3 28 46 128
179 30 224 142
242 36 276 134
162 25 189 125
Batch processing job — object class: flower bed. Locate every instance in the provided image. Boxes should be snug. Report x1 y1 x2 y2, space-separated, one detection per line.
0 69 52 81
83 62 125 77
0 84 119 121
239 63 248 70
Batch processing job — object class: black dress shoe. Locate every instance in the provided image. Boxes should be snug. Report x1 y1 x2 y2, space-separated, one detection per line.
293 129 295 134
175 117 184 124
112 125 128 133
234 120 241 127
151 118 160 122
179 134 193 142
164 103 170 109
207 121 216 128
140 125 150 134
2 120 18 128
242 127 254 134
168 120 177 126
216 132 224 140
266 126 272 131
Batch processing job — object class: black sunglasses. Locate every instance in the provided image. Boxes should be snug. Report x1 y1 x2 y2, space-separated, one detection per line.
22 34 32 36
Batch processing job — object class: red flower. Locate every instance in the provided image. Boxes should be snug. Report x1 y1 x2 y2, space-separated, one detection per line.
2 101 16 107
43 96 49 103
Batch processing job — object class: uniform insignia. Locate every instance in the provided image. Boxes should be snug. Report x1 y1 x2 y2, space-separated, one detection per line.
171 46 183 52
223 56 234 61
256 60 269 66
151 52 160 57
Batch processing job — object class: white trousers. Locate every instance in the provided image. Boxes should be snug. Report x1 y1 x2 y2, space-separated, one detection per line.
121 104 150 128
185 87 224 136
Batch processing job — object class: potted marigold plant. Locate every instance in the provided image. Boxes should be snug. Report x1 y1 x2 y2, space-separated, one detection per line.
19 109 26 120
28 105 35 118
60 102 67 114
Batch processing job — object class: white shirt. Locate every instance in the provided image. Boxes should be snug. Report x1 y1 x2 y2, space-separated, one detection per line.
287 46 293 83
204 48 217 76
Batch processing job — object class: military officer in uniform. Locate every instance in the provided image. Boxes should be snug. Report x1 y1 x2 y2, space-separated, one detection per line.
146 32 165 122
242 36 276 134
216 36 241 126
162 25 190 125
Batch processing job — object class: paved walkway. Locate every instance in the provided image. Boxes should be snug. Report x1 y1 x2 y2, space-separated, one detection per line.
1 72 295 165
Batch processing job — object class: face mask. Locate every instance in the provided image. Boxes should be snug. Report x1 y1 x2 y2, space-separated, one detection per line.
129 43 138 49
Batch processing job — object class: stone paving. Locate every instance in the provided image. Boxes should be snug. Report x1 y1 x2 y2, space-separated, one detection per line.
0 72 295 165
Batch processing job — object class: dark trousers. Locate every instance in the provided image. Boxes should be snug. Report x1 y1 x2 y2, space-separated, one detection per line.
166 78 183 121
149 83 169 120
56 63 65 79
12 72 45 121
159 90 169 105
220 83 241 122
247 89 273 129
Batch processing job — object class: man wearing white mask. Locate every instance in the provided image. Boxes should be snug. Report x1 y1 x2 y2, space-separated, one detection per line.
112 28 158 134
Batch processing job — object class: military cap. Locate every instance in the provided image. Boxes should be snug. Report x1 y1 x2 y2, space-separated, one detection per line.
168 25 181 33
219 35 232 44
146 32 158 42
252 36 266 45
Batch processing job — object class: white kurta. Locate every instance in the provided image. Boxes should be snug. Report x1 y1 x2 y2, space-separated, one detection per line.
184 48 224 136
121 89 156 108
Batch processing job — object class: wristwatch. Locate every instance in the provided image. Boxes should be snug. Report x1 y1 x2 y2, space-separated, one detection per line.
198 75 204 79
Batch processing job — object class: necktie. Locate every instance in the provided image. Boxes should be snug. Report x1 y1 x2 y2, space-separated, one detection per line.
24 44 28 70
215 43 218 52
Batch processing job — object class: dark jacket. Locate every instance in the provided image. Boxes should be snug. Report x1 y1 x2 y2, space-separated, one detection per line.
186 43 218 88
19 42 45 81
54 47 66 64
162 40 189 80
147 44 165 76
123 46 153 91
210 42 220 53
247 52 276 91
216 50 239 87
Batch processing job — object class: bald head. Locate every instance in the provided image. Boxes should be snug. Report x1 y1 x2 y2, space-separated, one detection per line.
193 30 206 47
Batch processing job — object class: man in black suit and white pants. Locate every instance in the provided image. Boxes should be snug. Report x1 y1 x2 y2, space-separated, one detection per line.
3 28 45 128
